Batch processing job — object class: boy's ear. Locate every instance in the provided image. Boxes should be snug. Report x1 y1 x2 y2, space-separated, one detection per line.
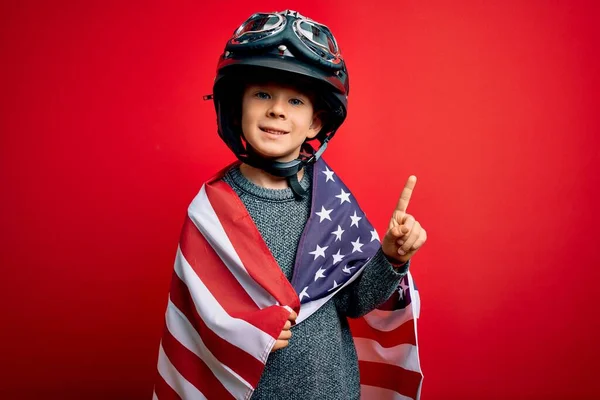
308 111 324 139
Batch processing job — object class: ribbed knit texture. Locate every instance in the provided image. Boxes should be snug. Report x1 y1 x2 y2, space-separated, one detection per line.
222 164 408 400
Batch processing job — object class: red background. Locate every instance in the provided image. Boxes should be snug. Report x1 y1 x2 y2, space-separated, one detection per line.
1 1 599 399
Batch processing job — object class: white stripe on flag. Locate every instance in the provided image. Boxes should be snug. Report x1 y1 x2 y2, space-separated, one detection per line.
407 271 423 391
363 305 414 332
157 343 208 400
407 272 420 318
188 185 279 309
360 384 414 400
354 337 420 373
175 246 276 362
166 299 252 397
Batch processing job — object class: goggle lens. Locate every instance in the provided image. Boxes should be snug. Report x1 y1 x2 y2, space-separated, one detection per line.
296 21 340 61
234 14 283 43
297 21 337 53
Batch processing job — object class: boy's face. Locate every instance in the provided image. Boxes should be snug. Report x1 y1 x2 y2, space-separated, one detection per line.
241 81 322 163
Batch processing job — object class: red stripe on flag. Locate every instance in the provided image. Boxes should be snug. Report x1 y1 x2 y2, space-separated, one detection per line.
179 217 256 311
154 372 182 400
350 316 417 347
359 360 422 399
162 327 234 399
179 216 290 339
169 271 264 387
206 181 300 311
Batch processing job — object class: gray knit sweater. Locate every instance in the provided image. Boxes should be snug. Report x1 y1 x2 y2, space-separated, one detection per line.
222 164 409 400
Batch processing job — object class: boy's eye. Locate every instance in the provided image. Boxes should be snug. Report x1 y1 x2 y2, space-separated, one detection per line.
255 92 271 99
289 98 304 106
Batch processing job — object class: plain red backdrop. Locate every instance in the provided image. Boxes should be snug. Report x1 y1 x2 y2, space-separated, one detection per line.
1 1 599 399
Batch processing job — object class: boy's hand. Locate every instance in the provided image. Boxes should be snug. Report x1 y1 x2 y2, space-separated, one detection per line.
382 175 427 265
271 309 297 352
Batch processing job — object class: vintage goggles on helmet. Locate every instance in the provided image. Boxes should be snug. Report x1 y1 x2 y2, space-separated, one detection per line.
226 10 344 70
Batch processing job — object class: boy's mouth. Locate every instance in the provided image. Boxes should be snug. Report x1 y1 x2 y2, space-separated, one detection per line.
260 127 289 135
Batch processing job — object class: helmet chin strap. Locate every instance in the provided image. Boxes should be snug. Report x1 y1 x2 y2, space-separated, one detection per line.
241 140 330 200
287 173 307 200
243 147 307 199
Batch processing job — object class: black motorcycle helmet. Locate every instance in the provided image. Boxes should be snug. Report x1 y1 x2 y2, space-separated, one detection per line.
210 10 349 198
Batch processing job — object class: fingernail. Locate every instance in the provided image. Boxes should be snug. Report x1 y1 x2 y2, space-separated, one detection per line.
398 240 404 245
398 250 405 255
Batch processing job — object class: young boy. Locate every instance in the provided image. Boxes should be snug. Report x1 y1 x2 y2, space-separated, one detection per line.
154 10 426 400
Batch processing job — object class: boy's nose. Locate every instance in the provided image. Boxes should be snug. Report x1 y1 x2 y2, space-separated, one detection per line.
267 100 286 119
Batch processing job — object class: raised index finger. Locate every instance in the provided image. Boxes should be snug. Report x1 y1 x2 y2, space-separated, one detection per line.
395 175 417 213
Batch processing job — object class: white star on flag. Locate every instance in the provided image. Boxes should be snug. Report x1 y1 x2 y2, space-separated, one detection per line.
314 267 326 281
299 286 310 300
309 244 328 260
350 211 362 227
351 237 364 253
322 166 335 182
331 225 344 241
342 265 356 274
327 280 340 292
315 206 333 223
335 188 351 204
398 280 409 300
370 229 380 242
331 249 345 265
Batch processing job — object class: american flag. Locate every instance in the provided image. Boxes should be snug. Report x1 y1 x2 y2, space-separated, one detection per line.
153 159 423 400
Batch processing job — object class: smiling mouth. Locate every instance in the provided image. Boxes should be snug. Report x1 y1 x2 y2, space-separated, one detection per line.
260 127 289 135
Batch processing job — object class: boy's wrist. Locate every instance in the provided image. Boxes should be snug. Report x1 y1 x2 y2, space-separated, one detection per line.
385 254 409 269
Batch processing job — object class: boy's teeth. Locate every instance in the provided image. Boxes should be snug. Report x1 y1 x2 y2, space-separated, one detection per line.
264 129 285 135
